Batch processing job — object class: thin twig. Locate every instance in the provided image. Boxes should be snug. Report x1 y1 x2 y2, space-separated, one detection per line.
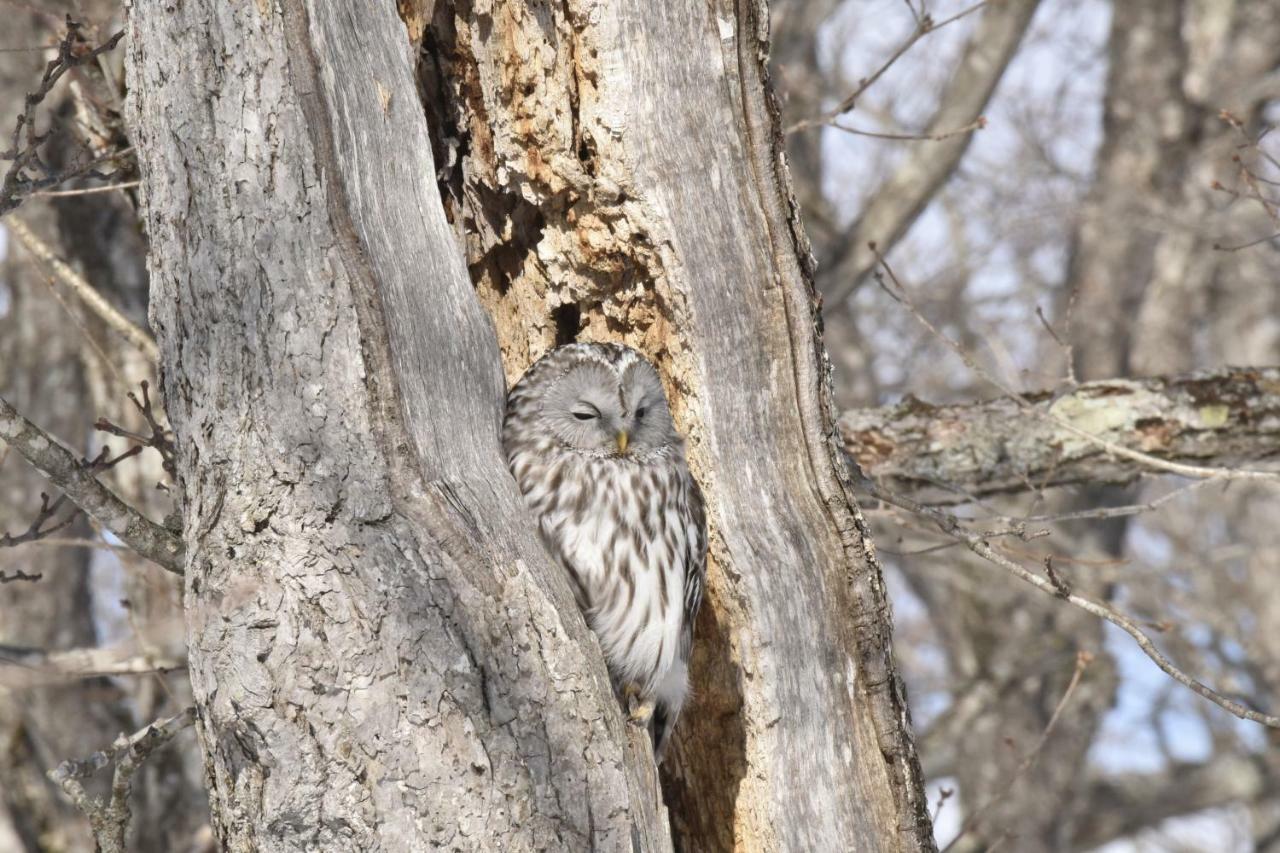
1 444 143 554
3 535 147 554
26 179 138 197
941 651 1091 852
1012 479 1215 525
829 116 987 142
787 1 990 133
861 473 1280 728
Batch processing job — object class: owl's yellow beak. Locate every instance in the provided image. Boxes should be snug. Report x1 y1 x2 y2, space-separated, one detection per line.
616 430 630 454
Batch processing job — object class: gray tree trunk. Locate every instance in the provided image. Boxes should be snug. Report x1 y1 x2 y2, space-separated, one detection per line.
125 0 930 850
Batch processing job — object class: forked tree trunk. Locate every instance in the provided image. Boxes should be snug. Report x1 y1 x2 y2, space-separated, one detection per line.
125 0 931 850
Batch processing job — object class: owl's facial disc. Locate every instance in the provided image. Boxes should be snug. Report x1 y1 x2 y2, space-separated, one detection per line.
542 358 679 456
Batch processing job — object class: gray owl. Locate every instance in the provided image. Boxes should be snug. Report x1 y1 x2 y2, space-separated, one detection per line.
502 342 706 759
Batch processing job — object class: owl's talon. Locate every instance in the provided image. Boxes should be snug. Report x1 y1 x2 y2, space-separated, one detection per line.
624 685 655 724
629 700 655 725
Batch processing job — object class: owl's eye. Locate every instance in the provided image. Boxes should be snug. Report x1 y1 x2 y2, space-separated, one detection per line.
635 406 648 419
572 409 598 421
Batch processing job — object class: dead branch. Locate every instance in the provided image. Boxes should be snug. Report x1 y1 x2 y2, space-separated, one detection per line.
842 366 1280 499
0 641 185 687
867 251 1280 485
5 217 159 362
49 707 196 853
0 393 183 572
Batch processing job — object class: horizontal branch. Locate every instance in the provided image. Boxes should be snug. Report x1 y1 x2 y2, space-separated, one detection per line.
842 367 1280 498
0 642 184 688
0 394 184 572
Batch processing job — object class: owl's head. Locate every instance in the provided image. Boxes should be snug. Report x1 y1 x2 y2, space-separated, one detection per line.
519 343 680 457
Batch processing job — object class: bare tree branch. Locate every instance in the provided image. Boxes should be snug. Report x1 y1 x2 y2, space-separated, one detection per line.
787 0 994 134
859 474 1280 728
0 393 183 572
843 366 1280 498
49 707 196 853
0 641 184 687
5 216 159 362
820 0 1041 302
867 251 1280 484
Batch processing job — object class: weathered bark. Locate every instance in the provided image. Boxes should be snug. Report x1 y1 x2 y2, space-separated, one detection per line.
126 0 930 849
423 0 932 849
842 366 1280 498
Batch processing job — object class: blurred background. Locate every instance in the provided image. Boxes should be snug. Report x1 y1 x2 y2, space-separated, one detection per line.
772 0 1280 850
1 0 1278 850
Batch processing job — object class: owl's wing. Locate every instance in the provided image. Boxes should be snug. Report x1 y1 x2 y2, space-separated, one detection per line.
681 472 707 658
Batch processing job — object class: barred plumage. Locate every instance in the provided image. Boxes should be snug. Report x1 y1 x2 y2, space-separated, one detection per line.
502 343 706 758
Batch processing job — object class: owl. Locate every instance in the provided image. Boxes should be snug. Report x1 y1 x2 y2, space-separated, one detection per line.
502 342 706 759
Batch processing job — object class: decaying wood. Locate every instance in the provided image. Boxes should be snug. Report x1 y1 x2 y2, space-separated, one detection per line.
422 0 931 848
843 367 1280 498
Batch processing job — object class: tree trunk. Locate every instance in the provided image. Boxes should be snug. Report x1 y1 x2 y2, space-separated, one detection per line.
424 0 931 847
125 0 930 849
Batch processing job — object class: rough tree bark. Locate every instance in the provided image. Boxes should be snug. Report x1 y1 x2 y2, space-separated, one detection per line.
125 1 672 850
843 366 1280 498
124 0 930 850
